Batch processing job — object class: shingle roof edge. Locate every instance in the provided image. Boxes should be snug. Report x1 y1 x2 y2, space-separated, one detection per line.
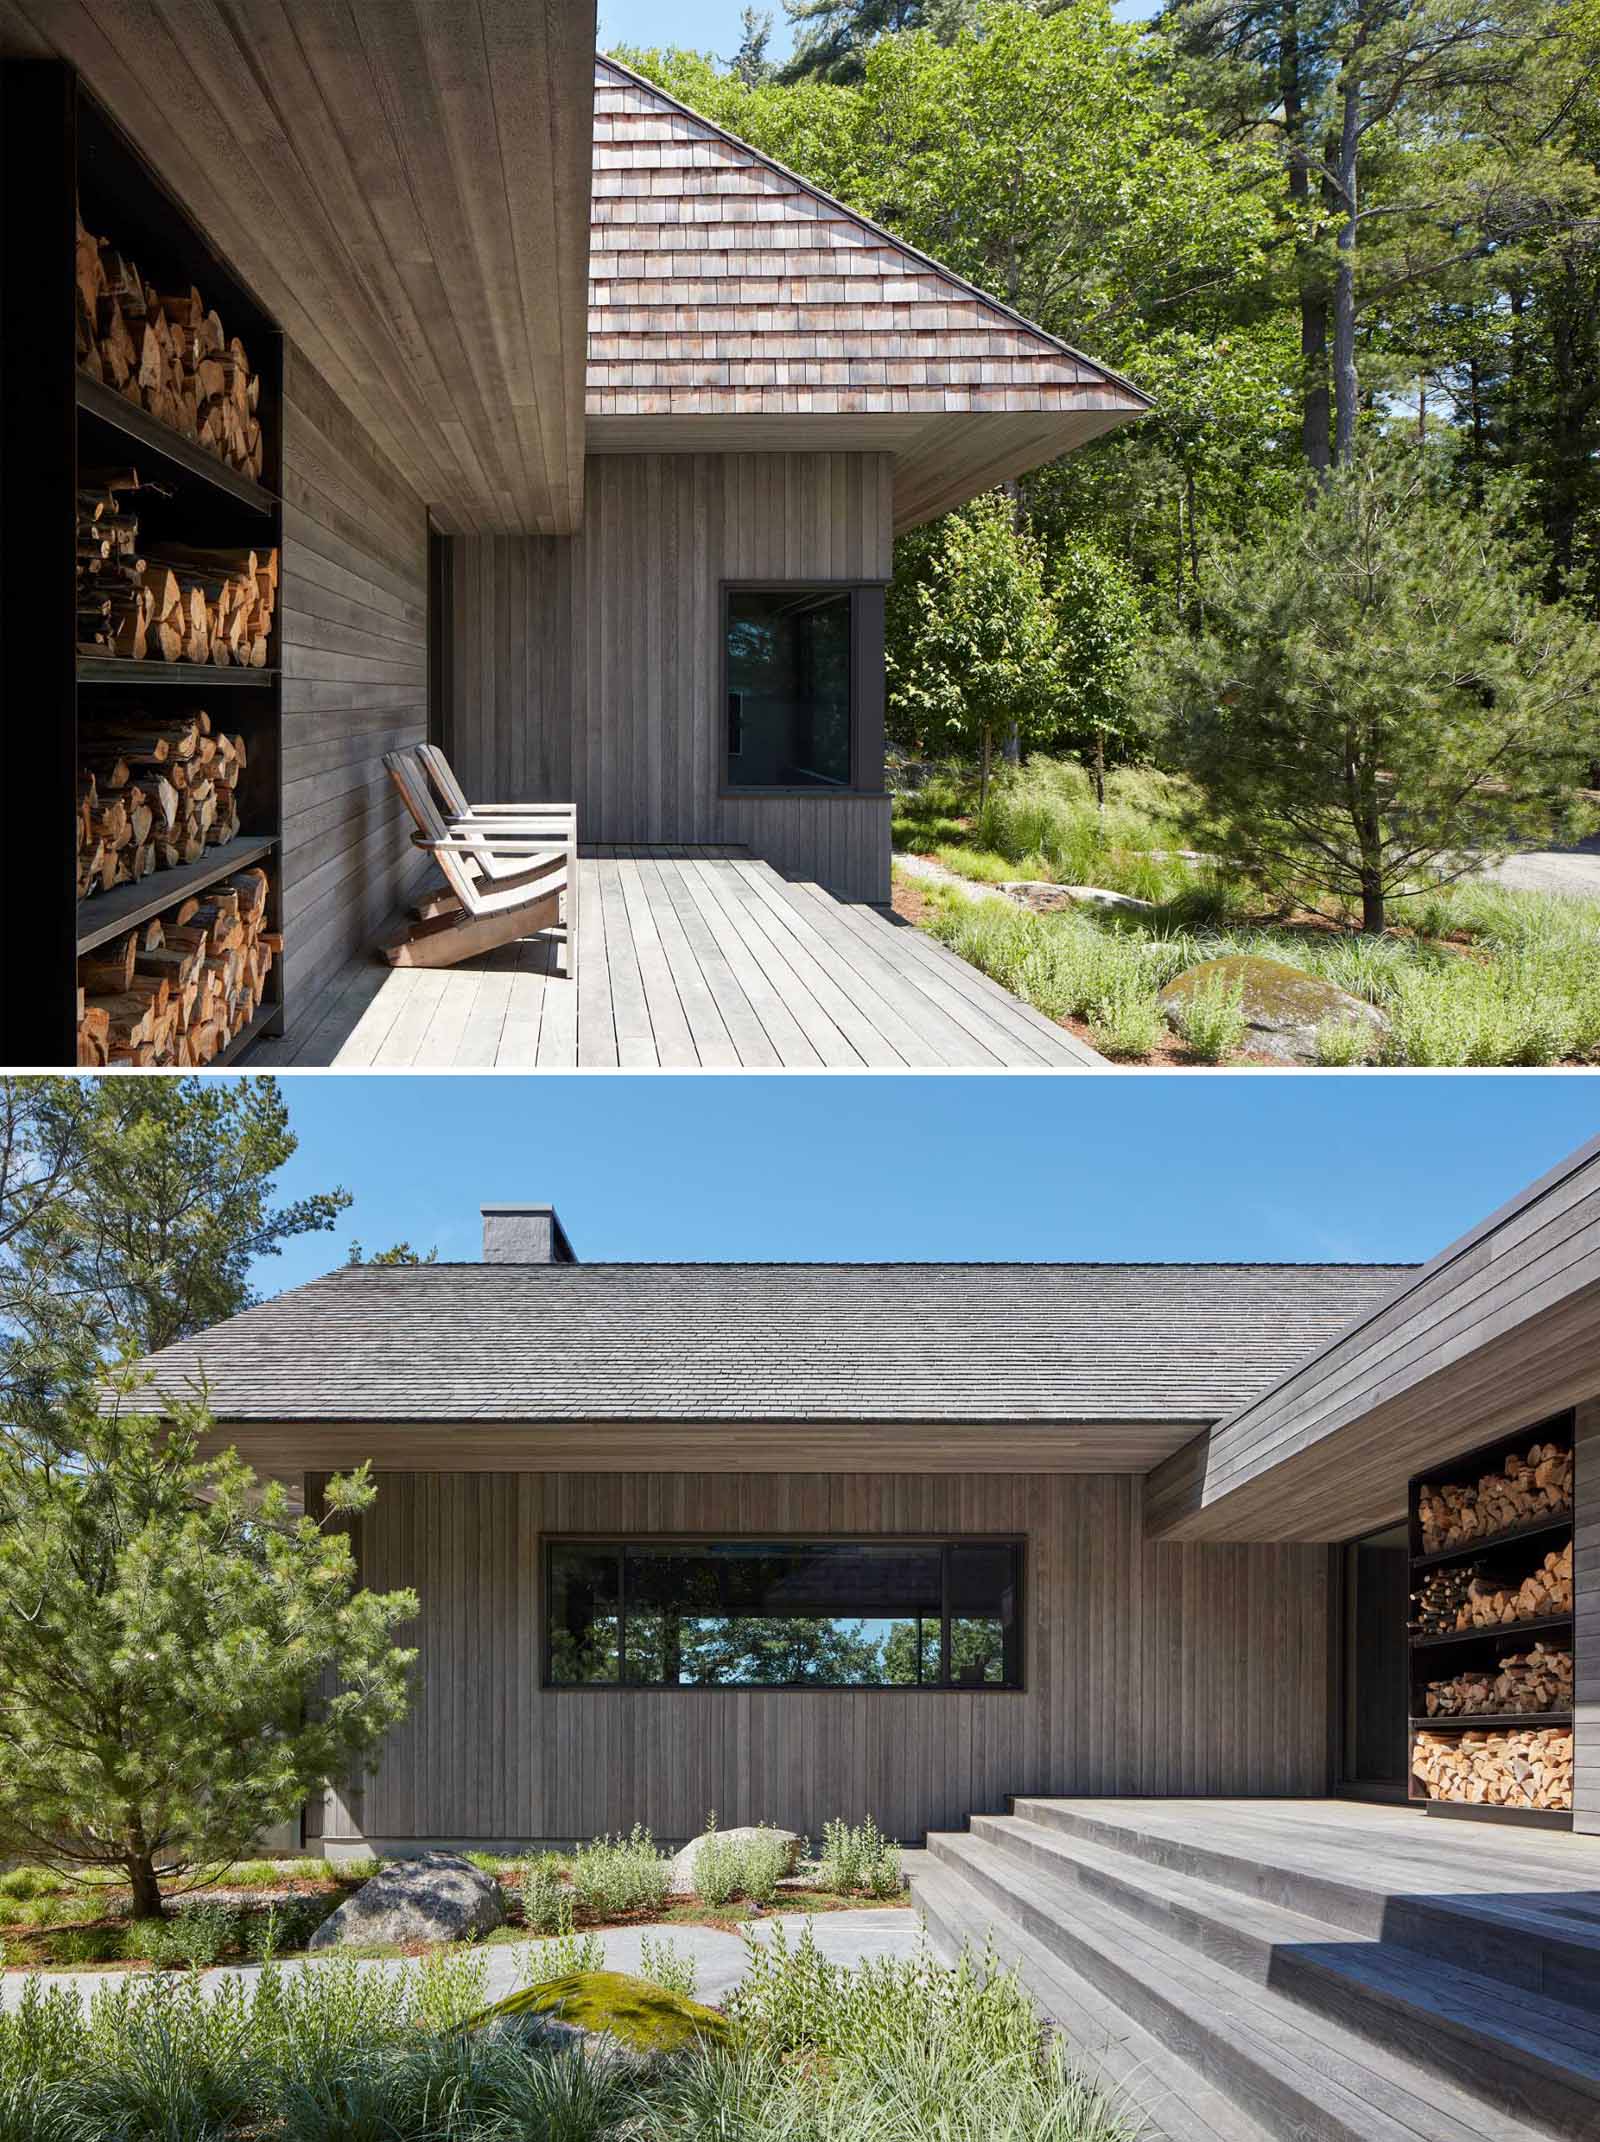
593 53 1155 414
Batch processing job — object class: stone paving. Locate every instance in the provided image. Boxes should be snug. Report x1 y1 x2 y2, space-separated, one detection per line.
0 1907 923 2013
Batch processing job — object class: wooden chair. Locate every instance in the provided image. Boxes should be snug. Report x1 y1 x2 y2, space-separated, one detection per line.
417 743 575 834
381 751 578 975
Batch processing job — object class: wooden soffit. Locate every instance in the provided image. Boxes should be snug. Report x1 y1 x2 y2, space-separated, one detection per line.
0 0 597 533
195 1416 1213 1478
1145 1137 1600 1544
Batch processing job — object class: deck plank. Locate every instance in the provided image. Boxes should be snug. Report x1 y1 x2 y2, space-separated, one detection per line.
695 861 875 1067
614 857 706 1067
735 865 1000 1068
660 858 823 1066
628 857 744 1067
574 857 619 1066
250 849 1107 1069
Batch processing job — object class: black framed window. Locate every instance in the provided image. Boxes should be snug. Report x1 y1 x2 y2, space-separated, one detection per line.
546 1539 1021 1690
722 584 886 795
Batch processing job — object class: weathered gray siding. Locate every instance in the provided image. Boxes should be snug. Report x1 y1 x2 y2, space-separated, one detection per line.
310 1470 1331 1848
279 345 430 1009
447 453 895 903
1146 1137 1600 1543
1577 1398 1600 1834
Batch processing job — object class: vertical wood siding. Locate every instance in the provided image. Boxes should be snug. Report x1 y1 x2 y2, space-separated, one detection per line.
448 453 895 903
279 344 430 1008
312 1471 1332 1846
1576 1399 1600 1833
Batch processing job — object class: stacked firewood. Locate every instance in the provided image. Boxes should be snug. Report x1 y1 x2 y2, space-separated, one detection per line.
1412 1542 1573 1637
76 213 264 481
1422 1644 1573 1719
1412 1726 1572 1811
76 474 278 666
76 474 146 654
1418 1441 1573 1553
78 710 245 899
77 867 277 1067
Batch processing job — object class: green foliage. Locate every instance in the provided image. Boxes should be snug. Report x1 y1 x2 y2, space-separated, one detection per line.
725 1920 1031 2063
890 491 1065 796
1 1077 349 1387
637 1933 699 2000
1050 540 1147 767
0 1926 1126 2142
345 1240 439 1267
0 1382 416 1915
1153 456 1600 930
1087 978 1166 1061
817 1818 902 1898
570 1826 671 1919
684 1816 795 1908
1170 972 1249 1063
519 1853 567 1935
924 872 1600 1066
517 1900 608 1986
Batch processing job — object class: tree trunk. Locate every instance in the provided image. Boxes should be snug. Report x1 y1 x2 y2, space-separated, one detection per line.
127 1853 163 1919
1331 65 1364 467
979 725 993 816
1360 877 1385 935
1281 0 1332 474
1185 462 1202 629
1092 729 1106 810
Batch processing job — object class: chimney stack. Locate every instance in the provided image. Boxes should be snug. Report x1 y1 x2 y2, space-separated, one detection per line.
481 1204 577 1264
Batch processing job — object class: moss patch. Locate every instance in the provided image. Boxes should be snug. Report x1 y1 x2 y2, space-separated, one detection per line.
465 1969 732 2054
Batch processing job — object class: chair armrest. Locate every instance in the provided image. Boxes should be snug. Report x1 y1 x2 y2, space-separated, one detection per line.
411 831 569 858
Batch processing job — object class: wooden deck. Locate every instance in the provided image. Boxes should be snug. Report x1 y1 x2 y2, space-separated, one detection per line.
253 849 1102 1069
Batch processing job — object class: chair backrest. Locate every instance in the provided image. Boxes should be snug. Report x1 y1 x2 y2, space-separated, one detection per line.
416 742 574 825
383 751 483 913
417 743 473 820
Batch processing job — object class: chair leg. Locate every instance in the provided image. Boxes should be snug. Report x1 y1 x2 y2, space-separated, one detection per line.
564 842 579 983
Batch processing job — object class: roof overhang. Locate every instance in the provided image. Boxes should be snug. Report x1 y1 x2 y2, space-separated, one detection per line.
193 1415 1217 1477
585 409 1140 534
1145 1136 1600 1544
0 0 597 533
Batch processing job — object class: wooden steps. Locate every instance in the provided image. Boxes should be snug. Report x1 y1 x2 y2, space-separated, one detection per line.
910 1807 1600 2142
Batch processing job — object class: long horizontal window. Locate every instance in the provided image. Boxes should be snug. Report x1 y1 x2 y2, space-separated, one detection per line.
545 1539 1022 1690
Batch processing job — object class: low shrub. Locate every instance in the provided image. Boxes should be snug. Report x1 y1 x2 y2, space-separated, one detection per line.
36 1926 125 1969
124 1902 241 1970
637 1933 698 2000
688 1828 743 1911
517 1900 607 1987
817 1818 901 1899
1088 976 1164 1060
571 1825 671 1919
519 1852 567 1935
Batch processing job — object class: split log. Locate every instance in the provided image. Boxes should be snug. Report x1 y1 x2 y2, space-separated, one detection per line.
77 865 275 1067
1422 1644 1573 1720
75 211 264 481
1417 1441 1574 1554
1412 1725 1572 1812
76 712 244 899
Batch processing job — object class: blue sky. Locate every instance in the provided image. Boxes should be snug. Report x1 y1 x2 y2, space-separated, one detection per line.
253 1076 1598 1297
597 1 1156 67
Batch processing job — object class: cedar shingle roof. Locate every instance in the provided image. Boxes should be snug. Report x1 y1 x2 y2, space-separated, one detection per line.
137 1261 1412 1426
587 56 1148 424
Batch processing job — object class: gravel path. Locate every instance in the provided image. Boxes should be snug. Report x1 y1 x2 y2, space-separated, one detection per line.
1472 835 1600 900
0 1908 922 2013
